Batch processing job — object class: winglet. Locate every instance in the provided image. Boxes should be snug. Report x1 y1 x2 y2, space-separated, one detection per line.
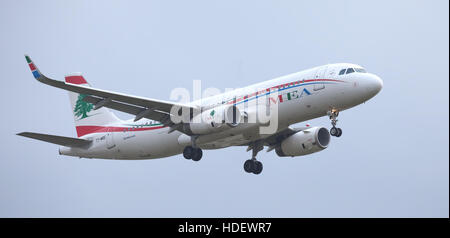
25 55 43 79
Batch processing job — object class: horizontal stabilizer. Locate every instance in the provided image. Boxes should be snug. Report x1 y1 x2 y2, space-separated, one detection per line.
17 132 92 148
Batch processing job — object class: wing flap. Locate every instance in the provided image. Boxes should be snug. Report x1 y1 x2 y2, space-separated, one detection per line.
17 132 92 148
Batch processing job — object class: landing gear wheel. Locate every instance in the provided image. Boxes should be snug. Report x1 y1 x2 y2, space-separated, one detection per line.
191 148 203 161
336 128 342 137
244 141 264 174
330 127 338 136
244 160 254 173
253 161 263 175
243 159 263 174
183 146 193 160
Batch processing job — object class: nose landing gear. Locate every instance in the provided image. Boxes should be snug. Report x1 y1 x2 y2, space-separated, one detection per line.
330 127 342 137
328 109 343 137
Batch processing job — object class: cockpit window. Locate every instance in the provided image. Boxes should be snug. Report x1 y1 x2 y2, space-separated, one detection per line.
346 68 355 74
339 67 366 75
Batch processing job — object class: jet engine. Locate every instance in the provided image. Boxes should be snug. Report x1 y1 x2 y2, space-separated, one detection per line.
275 127 330 157
186 105 241 134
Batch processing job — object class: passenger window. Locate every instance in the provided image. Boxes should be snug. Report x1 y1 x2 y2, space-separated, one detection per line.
346 68 355 74
339 69 346 75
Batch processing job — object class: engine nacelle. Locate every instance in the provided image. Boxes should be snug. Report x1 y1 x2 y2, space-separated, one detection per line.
186 105 241 134
275 127 330 157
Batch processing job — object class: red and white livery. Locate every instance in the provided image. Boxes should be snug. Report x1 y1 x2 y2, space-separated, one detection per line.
19 55 383 174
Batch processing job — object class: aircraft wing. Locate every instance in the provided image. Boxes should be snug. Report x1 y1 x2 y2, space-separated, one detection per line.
25 55 197 130
82 95 172 123
17 132 92 148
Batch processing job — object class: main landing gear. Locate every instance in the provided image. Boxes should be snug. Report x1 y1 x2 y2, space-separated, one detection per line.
244 159 263 175
328 108 342 137
183 136 203 161
244 141 263 175
183 146 203 161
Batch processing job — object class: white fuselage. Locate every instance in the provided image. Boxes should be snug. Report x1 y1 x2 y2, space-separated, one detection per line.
59 63 383 159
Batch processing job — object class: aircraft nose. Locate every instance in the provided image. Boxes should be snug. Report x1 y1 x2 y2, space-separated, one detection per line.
367 74 383 96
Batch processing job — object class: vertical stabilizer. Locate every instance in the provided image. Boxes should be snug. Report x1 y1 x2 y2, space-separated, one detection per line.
65 74 122 137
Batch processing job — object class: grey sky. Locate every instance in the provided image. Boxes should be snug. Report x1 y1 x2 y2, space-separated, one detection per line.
0 0 448 217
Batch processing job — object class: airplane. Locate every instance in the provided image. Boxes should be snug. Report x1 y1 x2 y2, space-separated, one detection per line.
18 55 383 175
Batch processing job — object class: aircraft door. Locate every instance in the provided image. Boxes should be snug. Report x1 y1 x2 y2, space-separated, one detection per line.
314 65 328 91
106 127 116 149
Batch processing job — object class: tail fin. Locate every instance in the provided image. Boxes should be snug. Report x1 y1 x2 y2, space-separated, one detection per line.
64 74 122 137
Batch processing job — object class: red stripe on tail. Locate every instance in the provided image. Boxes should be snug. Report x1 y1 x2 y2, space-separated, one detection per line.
75 125 165 137
65 75 87 84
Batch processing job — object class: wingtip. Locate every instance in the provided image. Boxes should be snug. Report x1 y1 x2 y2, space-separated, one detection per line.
25 55 32 63
24 55 42 79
